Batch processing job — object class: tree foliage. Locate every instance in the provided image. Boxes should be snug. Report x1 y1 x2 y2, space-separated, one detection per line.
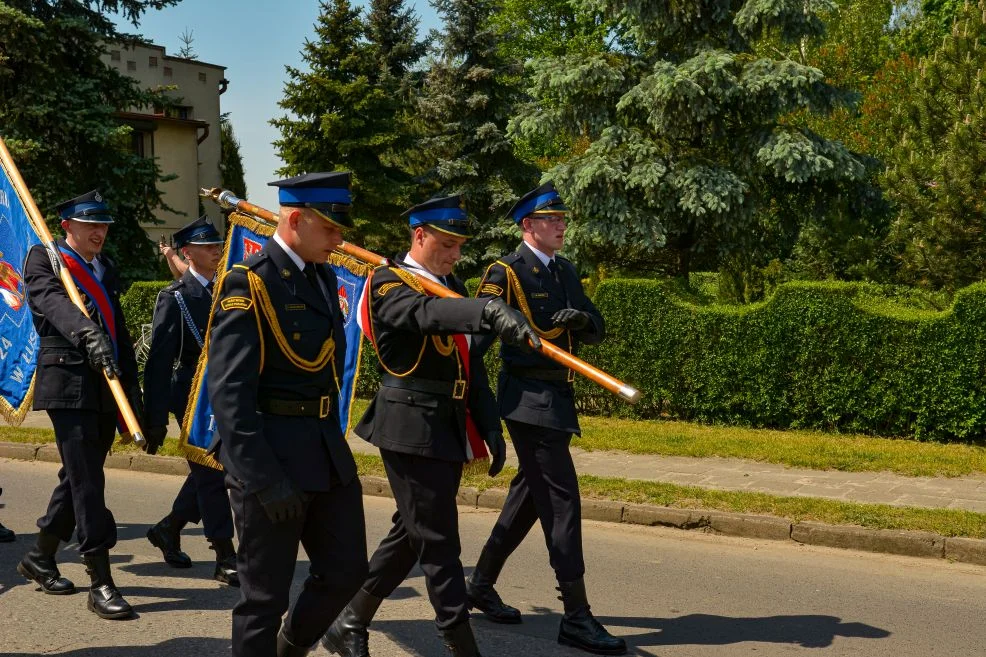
272 0 427 255
219 112 247 199
884 1 986 291
510 0 872 279
0 0 181 282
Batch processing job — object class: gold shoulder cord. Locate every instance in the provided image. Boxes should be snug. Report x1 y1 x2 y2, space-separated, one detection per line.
367 267 428 377
232 264 265 374
495 260 566 340
246 270 340 390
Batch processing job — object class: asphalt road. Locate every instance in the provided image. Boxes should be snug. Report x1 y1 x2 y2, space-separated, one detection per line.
2 457 986 657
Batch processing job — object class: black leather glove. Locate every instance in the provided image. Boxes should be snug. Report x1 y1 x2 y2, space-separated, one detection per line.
482 298 542 353
486 432 506 477
77 324 121 378
551 308 590 331
256 479 308 524
144 426 167 456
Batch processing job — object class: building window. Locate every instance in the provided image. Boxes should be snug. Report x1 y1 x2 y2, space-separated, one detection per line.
163 66 173 78
198 72 207 83
110 51 121 62
149 56 158 68
127 60 136 72
130 130 148 157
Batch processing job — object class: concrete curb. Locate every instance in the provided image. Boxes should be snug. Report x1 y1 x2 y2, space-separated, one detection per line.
4 441 985 567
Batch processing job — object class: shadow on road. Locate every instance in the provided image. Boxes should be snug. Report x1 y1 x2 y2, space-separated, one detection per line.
595 612 891 649
3 637 230 656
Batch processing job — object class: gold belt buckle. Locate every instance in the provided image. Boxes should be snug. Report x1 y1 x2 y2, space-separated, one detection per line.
452 380 467 400
319 395 331 418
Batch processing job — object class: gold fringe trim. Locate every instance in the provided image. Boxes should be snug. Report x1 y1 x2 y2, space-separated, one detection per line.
329 252 374 278
0 372 35 427
179 212 276 471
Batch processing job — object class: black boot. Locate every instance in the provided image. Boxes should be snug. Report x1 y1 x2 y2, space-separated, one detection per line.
210 538 239 587
0 521 15 543
467 547 521 624
557 578 626 655
321 588 383 657
82 550 133 620
276 628 313 657
17 531 75 594
146 514 192 568
441 621 482 657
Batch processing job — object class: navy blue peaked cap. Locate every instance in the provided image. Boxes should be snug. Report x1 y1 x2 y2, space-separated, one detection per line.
174 216 223 248
269 171 353 229
55 190 113 224
402 195 471 238
507 181 569 224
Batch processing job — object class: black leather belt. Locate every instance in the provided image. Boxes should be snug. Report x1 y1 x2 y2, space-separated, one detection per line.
381 374 467 400
505 364 574 383
41 336 75 349
258 396 333 418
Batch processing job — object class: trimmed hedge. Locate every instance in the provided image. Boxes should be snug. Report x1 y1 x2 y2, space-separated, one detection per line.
578 279 986 441
120 280 171 338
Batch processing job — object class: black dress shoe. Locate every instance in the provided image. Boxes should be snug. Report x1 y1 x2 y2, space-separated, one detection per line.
321 589 382 657
147 516 192 568
441 621 482 657
466 578 521 624
18 532 75 595
214 556 239 587
557 578 626 655
0 521 15 543
83 550 133 620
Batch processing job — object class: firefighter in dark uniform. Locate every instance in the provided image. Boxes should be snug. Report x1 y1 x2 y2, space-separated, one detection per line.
142 216 237 586
17 190 138 620
207 172 368 657
468 182 626 655
321 196 540 657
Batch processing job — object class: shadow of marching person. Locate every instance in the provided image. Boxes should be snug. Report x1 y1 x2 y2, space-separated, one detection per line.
4 636 232 657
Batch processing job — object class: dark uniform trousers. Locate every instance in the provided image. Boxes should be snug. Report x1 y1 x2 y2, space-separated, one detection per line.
353 259 499 630
208 239 367 657
144 270 234 541
23 240 139 555
475 242 605 583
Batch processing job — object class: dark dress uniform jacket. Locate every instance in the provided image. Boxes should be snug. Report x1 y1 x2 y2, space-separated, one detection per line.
207 239 355 494
143 270 211 427
475 242 604 434
24 240 138 410
353 258 500 461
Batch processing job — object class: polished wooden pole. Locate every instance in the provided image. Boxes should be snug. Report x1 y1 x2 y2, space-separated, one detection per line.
0 136 146 445
201 187 642 404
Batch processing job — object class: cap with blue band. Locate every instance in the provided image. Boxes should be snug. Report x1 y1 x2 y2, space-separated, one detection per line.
402 195 471 238
55 190 114 224
174 216 223 248
268 171 353 229
507 181 569 224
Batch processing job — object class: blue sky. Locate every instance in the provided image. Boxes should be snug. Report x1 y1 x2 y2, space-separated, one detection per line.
114 0 440 210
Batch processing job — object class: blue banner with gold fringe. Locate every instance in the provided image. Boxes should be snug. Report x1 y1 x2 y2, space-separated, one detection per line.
0 160 41 425
181 212 367 470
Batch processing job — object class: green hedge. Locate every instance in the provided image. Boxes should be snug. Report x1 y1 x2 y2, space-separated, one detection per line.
577 279 986 441
120 280 171 338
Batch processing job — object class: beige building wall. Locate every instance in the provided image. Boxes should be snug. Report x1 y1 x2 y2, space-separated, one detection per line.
100 42 227 238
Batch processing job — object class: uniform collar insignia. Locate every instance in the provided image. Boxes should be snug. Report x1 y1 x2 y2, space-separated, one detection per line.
281 268 292 278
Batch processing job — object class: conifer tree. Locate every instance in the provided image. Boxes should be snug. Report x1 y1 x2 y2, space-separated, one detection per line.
413 0 537 269
885 0 986 291
220 113 247 199
511 0 870 278
0 0 181 281
272 0 427 254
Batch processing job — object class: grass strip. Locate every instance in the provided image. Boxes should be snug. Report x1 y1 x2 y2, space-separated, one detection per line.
352 452 986 539
574 416 986 478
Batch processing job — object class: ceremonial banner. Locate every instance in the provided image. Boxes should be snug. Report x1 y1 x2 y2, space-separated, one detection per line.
181 212 368 469
328 253 370 433
0 157 41 425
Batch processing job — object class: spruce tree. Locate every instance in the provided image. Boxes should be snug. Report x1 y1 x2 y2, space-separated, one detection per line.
220 113 247 199
413 0 537 270
0 0 181 281
510 0 870 278
885 1 986 291
272 0 427 254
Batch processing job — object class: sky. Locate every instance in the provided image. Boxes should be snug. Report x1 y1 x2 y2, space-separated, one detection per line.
114 0 440 210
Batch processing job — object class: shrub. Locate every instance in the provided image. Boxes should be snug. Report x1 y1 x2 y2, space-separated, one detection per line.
577 279 986 441
120 280 171 338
